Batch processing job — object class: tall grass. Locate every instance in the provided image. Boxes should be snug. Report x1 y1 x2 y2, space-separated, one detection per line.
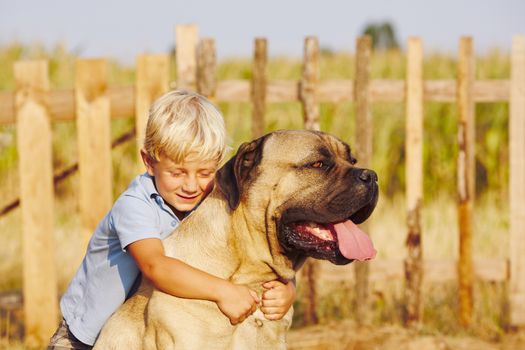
0 42 512 341
294 193 509 339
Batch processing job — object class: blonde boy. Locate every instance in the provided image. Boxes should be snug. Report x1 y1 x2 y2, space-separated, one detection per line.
48 90 295 349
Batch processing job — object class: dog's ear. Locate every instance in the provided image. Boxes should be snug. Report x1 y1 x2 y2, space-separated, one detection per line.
215 135 267 210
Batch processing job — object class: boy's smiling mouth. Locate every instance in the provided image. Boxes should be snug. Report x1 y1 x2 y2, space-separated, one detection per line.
177 193 201 200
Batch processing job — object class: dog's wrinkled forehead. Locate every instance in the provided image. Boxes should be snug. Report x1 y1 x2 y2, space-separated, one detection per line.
262 130 352 164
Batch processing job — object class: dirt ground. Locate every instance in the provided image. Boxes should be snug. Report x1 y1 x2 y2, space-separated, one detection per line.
287 321 525 350
1 322 524 349
2 290 525 350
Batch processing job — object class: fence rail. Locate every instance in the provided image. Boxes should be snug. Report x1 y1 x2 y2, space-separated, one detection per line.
0 24 524 346
0 80 512 125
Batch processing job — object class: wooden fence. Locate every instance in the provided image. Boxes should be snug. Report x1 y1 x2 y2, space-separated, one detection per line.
0 24 524 345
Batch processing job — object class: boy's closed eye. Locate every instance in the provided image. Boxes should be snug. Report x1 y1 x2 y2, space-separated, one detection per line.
198 171 214 178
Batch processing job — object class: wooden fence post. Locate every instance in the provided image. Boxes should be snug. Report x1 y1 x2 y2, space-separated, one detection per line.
509 35 525 326
196 38 217 99
354 35 373 325
14 60 58 348
176 24 199 90
300 37 320 131
251 38 267 139
75 59 113 248
135 54 170 168
457 37 475 327
299 36 320 325
404 37 424 326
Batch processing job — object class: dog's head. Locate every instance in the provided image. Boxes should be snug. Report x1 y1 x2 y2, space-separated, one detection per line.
216 130 378 269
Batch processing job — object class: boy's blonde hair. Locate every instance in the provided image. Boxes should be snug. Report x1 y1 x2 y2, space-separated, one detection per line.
143 90 228 164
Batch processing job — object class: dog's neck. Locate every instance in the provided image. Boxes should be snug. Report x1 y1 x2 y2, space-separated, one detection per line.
163 189 238 279
228 196 296 288
162 187 295 292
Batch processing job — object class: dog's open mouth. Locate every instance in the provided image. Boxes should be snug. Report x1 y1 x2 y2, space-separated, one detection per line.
277 185 379 265
290 220 376 261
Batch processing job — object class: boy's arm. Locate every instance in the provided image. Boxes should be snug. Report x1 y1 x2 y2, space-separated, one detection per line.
127 238 259 324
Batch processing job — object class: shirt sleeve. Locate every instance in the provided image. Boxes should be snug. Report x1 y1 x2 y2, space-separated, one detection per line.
110 194 162 250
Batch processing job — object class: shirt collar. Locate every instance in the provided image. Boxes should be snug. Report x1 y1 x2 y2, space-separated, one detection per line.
140 172 179 220
141 172 159 199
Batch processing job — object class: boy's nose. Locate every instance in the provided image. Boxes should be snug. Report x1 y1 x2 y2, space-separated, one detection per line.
182 176 198 192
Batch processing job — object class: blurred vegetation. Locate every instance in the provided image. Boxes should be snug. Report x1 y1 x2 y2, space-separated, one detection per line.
294 192 509 340
362 21 400 50
0 42 511 207
0 41 512 343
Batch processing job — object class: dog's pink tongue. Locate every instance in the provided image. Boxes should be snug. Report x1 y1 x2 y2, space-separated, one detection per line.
333 221 377 261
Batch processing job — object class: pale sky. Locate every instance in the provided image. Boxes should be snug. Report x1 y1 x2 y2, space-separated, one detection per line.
1 0 524 64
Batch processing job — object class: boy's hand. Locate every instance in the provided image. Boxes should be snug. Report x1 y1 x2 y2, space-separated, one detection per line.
216 283 259 325
261 280 296 320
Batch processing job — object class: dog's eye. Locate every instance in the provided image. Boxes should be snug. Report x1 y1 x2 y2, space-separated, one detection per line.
310 161 324 169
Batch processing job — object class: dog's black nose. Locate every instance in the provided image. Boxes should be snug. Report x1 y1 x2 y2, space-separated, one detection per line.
359 169 378 183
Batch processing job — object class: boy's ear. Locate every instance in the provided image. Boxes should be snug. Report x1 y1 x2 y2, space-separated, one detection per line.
215 135 268 210
140 149 155 176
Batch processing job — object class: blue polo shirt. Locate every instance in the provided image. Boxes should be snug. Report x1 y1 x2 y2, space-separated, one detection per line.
60 173 180 345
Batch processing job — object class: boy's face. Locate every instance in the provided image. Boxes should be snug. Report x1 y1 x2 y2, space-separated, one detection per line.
142 152 218 217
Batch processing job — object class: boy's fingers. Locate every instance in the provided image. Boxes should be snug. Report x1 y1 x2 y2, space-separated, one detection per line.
249 289 261 303
261 306 281 314
261 307 285 319
262 280 281 289
262 288 285 300
261 298 281 307
264 313 282 320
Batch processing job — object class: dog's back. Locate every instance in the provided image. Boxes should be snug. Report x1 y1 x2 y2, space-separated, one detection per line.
94 279 152 350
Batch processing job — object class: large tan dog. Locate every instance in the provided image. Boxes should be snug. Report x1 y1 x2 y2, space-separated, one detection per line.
93 130 378 349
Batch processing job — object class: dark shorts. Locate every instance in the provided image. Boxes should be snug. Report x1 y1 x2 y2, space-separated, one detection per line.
47 318 92 350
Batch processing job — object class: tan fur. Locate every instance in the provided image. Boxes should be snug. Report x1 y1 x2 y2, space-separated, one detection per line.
94 131 368 349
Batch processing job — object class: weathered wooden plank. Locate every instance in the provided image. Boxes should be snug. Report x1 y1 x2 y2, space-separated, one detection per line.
424 80 456 101
317 80 353 102
14 60 58 347
251 38 267 138
457 37 476 327
75 59 113 247
405 37 424 326
196 38 217 98
299 36 321 325
135 54 169 168
175 24 198 90
354 35 373 324
300 36 320 131
267 80 299 102
1 86 134 125
211 79 509 103
370 80 405 102
47 89 75 122
509 35 525 326
0 80 513 125
0 91 15 123
108 85 135 118
215 80 250 102
474 80 510 102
